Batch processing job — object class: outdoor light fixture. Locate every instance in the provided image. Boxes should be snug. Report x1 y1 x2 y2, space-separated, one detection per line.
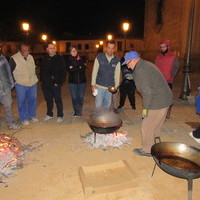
96 44 100 48
107 34 113 40
122 22 130 32
52 40 56 45
22 22 30 31
99 41 104 45
41 34 47 41
21 22 30 42
122 22 130 51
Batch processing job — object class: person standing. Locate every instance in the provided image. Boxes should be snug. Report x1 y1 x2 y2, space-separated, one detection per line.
40 43 66 123
0 53 20 129
189 85 200 143
91 40 121 109
9 43 38 126
66 46 86 117
155 39 179 118
118 51 136 110
123 51 172 157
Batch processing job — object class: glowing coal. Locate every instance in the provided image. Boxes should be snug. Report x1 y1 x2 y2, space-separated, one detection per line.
83 131 132 149
0 134 24 178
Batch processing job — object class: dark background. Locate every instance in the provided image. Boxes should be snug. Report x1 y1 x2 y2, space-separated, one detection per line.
0 0 145 41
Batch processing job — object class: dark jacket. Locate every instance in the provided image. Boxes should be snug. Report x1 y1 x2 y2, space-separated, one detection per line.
66 55 86 84
132 59 172 110
40 54 66 86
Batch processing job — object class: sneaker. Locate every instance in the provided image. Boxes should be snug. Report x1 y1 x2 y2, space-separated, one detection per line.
73 113 82 117
57 117 63 123
8 123 21 130
21 120 30 126
118 106 123 109
44 115 53 121
189 132 200 144
30 118 39 123
133 148 152 157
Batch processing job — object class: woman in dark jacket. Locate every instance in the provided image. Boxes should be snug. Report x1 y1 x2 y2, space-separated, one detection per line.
118 51 136 110
66 46 87 117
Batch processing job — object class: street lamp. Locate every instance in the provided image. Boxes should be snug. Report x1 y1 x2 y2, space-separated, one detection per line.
107 34 113 40
41 34 47 42
95 44 100 48
22 22 30 42
52 40 56 45
122 22 130 51
99 41 104 45
180 0 195 100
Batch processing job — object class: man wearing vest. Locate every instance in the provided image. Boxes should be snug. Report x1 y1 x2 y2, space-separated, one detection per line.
122 51 172 157
155 40 179 118
91 40 121 109
9 43 38 126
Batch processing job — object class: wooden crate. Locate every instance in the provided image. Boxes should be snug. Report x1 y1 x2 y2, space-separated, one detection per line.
78 160 137 197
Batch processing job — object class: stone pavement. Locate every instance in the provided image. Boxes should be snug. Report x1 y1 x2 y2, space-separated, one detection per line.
0 62 199 200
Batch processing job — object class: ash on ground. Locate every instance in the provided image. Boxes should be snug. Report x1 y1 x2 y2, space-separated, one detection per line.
82 131 132 149
0 133 38 181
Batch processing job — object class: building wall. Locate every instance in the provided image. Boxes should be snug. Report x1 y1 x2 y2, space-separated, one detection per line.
144 0 200 71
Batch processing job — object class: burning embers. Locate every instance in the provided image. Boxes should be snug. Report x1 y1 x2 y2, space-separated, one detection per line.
83 131 131 149
0 134 23 178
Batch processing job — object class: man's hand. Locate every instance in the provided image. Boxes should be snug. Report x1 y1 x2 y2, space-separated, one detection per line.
91 85 97 93
142 109 148 119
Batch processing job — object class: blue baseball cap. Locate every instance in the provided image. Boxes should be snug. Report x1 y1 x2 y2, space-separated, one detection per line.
122 51 140 65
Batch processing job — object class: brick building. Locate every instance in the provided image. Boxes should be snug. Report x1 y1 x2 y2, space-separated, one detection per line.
144 0 200 72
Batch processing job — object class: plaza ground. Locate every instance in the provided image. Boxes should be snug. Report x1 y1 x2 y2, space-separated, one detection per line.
0 62 199 200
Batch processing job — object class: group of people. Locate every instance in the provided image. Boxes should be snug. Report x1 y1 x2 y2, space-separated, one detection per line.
0 42 87 129
1 39 199 157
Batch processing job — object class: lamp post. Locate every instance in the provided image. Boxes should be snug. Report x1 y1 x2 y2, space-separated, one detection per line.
122 22 130 51
22 22 30 43
41 34 48 52
99 40 104 52
180 0 195 100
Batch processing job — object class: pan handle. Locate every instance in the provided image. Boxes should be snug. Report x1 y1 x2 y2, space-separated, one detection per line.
154 137 161 144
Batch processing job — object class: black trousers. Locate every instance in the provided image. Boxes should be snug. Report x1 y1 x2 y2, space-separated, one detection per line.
119 80 136 108
41 84 63 117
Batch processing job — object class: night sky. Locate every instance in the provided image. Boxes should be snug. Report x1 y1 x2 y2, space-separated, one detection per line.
0 0 145 41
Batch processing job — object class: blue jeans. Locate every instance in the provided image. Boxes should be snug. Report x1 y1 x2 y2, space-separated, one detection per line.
15 83 37 121
69 83 86 115
95 87 112 109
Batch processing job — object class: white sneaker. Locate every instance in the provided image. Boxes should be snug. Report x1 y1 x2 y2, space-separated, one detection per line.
30 118 39 123
57 117 63 123
8 123 21 130
44 115 53 121
21 120 30 126
189 132 200 144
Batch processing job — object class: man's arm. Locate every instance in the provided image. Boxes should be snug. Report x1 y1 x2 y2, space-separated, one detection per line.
114 62 121 88
91 58 99 91
171 57 179 77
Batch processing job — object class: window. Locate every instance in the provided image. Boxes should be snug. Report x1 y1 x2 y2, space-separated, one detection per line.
85 44 89 50
117 41 122 51
78 44 82 50
156 0 164 25
66 42 71 52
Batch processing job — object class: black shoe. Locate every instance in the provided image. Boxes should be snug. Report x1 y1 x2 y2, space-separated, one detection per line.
133 148 152 157
131 106 136 110
113 108 119 114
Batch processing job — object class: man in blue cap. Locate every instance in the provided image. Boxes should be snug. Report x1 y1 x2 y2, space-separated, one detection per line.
123 51 172 157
